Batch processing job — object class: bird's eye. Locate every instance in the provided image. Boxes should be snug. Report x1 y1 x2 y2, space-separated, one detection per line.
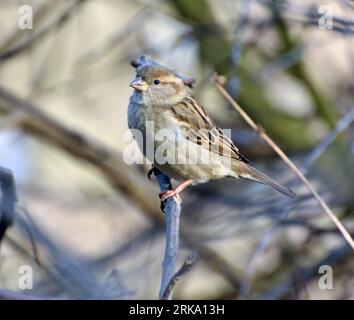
141 77 146 81
154 79 160 85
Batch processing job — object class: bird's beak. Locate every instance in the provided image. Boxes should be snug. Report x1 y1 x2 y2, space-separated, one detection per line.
130 77 148 92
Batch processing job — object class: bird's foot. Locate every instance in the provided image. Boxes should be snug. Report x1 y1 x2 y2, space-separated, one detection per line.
159 190 182 203
158 179 193 212
159 190 181 212
147 166 158 180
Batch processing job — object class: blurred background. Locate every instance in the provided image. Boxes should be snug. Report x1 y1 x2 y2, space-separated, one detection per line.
0 0 353 299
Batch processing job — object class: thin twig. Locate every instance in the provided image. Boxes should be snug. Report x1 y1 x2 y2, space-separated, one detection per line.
240 107 354 298
212 74 354 251
161 251 200 300
301 108 354 172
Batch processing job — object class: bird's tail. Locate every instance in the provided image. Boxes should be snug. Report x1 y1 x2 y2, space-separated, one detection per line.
235 163 296 198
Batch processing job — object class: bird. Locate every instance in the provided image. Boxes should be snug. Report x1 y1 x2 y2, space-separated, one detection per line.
128 64 295 205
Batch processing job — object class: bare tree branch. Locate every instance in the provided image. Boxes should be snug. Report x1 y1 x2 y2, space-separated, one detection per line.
240 107 354 298
161 251 200 300
154 169 181 300
302 108 354 172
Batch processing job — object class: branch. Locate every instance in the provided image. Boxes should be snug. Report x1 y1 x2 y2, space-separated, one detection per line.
0 0 52 51
154 169 182 300
14 209 118 298
212 74 354 251
0 84 160 216
240 108 354 298
301 108 354 172
76 8 149 66
161 251 200 300
0 167 17 243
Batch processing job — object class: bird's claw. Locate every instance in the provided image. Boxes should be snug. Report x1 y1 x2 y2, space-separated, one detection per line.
160 200 166 213
147 166 157 180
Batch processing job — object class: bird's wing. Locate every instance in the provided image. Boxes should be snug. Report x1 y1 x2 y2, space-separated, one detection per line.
168 95 250 164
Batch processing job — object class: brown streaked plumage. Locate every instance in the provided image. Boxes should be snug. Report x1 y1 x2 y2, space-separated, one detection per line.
128 65 295 204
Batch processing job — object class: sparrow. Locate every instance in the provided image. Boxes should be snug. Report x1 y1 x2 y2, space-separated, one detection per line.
128 65 295 205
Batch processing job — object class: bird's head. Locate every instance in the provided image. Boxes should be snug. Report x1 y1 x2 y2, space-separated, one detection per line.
130 65 187 106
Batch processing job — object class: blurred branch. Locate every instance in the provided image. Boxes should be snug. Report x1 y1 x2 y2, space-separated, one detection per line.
258 243 351 299
15 210 114 298
76 7 150 67
161 251 200 300
213 74 354 251
0 0 87 61
0 0 52 51
0 289 45 300
269 0 354 35
267 0 337 128
2 176 125 299
0 84 160 214
302 108 354 172
167 0 318 150
230 0 252 96
0 167 17 244
168 0 231 73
